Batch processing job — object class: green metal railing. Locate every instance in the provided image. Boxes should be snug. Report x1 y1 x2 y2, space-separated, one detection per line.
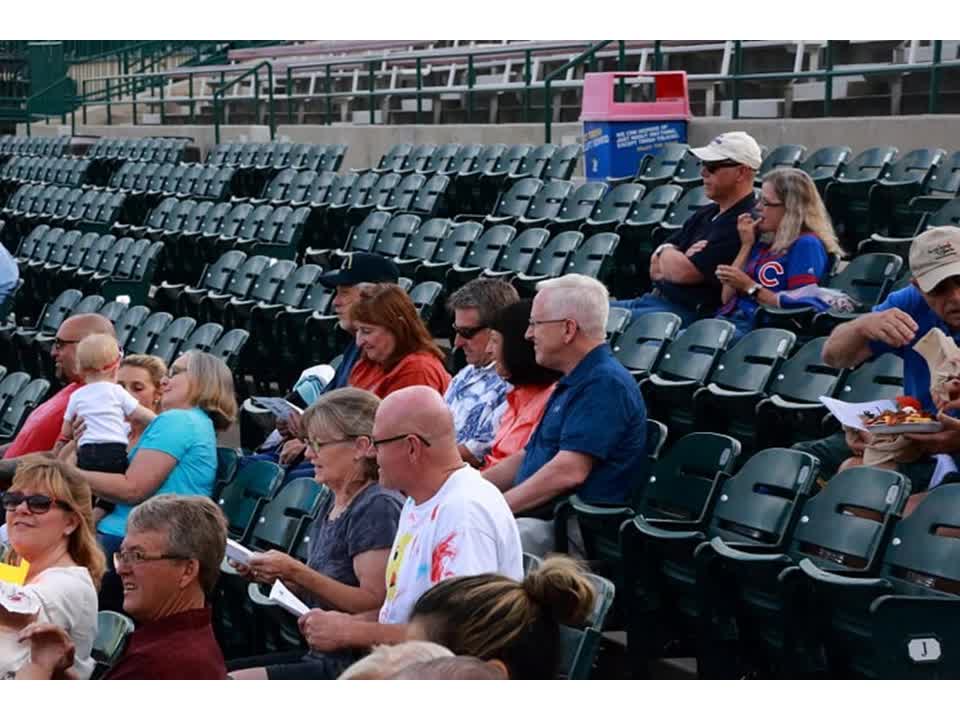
544 40 621 142
212 61 275 143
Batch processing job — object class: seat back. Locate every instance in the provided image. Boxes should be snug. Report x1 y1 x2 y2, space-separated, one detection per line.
197 250 247 293
409 281 443 323
491 178 543 218
422 143 463 175
384 173 427 212
400 218 452 262
433 221 482 265
199 202 233 235
373 214 421 258
489 144 532 177
210 328 250 371
707 328 796 393
766 337 846 403
216 461 284 542
652 318 735 383
375 143 413 173
563 232 619 281
611 311 682 376
557 572 616 679
671 151 704 185
836 352 903 403
513 143 556 179
658 185 711 228
150 316 198 365
636 142 689 183
707 448 817 545
881 147 947 185
96 300 130 325
522 180 573 222
526 231 583 278
0 378 51 441
38 288 84 333
273 264 324 308
925 151 960 195
543 144 581 181
624 183 684 225
828 252 901 307
460 225 516 270
367 172 403 208
799 145 853 183
224 256 273 299
494 228 550 274
926 197 960 230
71 295 106 316
0 373 31 418
346 210 392 253
123 311 173 355
248 477 327 553
636 432 741 518
248 259 296 304
463 144 507 176
587 183 644 224
837 146 898 182
553 182 608 224
114 305 150 348
91 611 134 679
757 144 806 179
180 322 225 355
408 174 450 216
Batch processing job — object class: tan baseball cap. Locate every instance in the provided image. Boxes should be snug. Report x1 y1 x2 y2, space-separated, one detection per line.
691 131 763 170
910 226 960 292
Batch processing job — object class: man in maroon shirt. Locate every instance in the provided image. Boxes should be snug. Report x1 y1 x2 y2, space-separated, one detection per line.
15 495 229 680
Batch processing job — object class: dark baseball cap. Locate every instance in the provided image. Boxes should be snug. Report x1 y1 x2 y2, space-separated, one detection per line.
318 252 400 288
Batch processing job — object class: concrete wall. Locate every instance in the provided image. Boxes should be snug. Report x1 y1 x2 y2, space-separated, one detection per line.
26 115 960 170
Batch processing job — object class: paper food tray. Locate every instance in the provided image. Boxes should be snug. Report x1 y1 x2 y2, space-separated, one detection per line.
865 422 943 435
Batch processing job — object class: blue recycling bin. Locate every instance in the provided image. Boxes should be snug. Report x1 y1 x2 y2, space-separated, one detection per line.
580 71 692 181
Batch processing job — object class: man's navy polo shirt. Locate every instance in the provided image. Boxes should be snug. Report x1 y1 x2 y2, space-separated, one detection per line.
869 286 960 413
656 192 757 314
514 344 647 504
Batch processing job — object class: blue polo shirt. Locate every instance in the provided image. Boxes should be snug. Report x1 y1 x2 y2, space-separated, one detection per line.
514 344 647 504
869 286 960 413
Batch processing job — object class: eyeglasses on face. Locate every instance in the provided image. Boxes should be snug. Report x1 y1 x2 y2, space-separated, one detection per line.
370 433 432 449
167 364 188 379
527 317 568 330
702 160 742 174
757 197 784 208
52 337 80 351
113 549 190 567
305 435 363 453
452 324 488 340
1 491 72 515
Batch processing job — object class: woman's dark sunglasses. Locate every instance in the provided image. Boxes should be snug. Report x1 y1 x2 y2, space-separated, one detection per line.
1 491 72 514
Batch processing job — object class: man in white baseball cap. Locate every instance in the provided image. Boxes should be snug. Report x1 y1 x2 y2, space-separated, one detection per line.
611 131 760 327
800 226 960 505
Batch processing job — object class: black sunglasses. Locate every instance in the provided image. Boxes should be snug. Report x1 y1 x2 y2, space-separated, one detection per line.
702 160 742 173
1 491 72 515
452 324 488 340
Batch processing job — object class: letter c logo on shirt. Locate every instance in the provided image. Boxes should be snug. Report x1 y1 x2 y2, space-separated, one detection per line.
758 261 785 288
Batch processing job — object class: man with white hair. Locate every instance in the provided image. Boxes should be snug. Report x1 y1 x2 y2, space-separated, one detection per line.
482 274 647 552
612 131 761 326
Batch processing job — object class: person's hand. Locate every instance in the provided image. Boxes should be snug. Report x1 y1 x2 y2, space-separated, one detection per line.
278 438 305 466
856 308 918 348
649 252 663 282
227 559 255 579
276 412 302 440
298 609 355 652
843 426 870 458
715 264 754 293
18 623 75 675
904 412 960 455
685 240 708 258
246 550 295 584
935 378 960 412
71 417 87 441
737 212 761 248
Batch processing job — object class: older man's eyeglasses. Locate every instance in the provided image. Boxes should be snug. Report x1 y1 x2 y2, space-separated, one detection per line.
113 549 190 567
527 317 569 330
1 492 72 515
370 433 432 449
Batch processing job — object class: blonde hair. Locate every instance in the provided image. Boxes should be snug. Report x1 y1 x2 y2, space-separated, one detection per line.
300 387 380 484
120 354 167 389
180 351 237 431
8 455 107 591
762 168 841 257
536 274 609 341
338 641 454 680
75 333 121 377
410 555 596 679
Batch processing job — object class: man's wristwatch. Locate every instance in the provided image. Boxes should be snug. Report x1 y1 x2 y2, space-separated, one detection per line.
746 283 761 298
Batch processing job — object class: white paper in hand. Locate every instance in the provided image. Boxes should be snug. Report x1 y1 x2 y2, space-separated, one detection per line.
269 579 309 618
225 539 254 565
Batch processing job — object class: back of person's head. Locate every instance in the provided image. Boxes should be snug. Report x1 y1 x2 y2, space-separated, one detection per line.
180 351 237 431
75 332 121 377
389 656 506 680
762 167 840 256
490 300 563 387
338 641 454 679
120 353 168 388
9 455 106 590
349 283 444 368
126 495 227 595
536 274 609 342
301 387 380 483
409 555 596 679
446 277 520 327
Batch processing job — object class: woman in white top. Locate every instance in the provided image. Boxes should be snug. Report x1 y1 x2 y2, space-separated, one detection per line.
0 456 105 679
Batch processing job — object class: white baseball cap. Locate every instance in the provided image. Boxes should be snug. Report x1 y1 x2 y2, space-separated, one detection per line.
910 226 960 293
691 131 763 170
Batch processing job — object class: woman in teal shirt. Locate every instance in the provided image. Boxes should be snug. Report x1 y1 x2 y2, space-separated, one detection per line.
68 351 236 562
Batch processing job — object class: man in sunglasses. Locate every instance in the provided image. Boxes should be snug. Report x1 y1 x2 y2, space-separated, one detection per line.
612 131 761 327
444 278 517 467
0 314 116 484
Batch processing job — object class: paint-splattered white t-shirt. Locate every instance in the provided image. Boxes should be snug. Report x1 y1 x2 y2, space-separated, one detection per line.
378 465 522 625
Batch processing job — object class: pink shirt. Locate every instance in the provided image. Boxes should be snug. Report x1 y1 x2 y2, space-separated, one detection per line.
483 383 556 469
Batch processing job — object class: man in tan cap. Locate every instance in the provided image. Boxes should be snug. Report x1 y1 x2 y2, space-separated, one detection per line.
612 131 761 326
799 226 960 496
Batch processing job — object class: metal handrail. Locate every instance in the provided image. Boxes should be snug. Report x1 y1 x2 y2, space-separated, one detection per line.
212 61 275 143
543 40 616 142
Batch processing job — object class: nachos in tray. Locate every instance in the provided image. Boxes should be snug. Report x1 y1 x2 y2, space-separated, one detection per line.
859 396 942 433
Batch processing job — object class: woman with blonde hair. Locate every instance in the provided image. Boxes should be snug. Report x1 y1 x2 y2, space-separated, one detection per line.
715 167 840 340
0 456 105 679
406 555 596 679
347 283 451 398
66 351 236 609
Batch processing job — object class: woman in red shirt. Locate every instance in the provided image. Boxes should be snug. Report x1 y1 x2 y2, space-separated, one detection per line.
347 283 451 398
482 300 562 469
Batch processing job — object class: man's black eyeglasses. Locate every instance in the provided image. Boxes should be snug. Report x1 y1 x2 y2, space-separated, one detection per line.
1 492 72 515
371 433 432 449
452 324 488 340
702 160 742 173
